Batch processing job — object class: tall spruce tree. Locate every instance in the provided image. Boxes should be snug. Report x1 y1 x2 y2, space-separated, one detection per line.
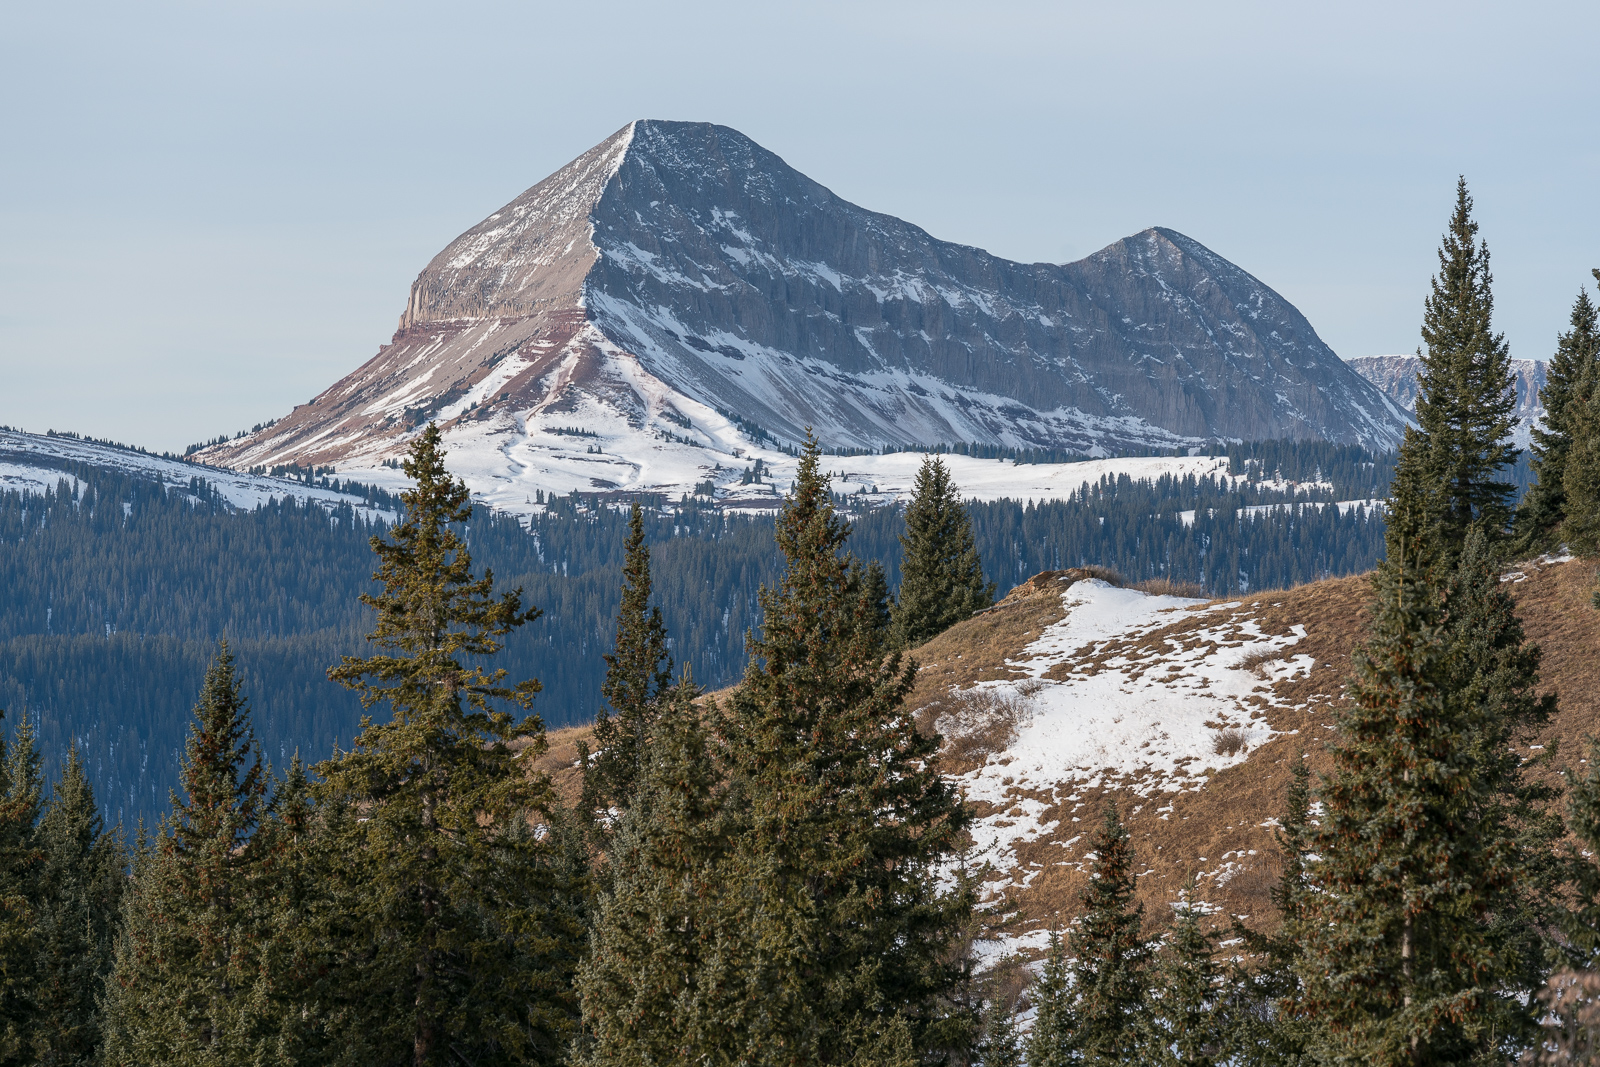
1438 526 1563 1005
710 432 974 1064
890 455 994 648
575 677 742 1066
30 746 125 1067
1387 178 1519 565
1294 528 1528 1064
1518 282 1600 552
252 754 338 1066
1561 271 1600 557
581 500 673 823
0 713 41 1064
100 645 283 1066
1026 804 1152 1067
318 423 579 1066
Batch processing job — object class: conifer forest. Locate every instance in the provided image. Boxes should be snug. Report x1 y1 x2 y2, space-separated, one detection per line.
2 182 1600 1065
0 438 1395 829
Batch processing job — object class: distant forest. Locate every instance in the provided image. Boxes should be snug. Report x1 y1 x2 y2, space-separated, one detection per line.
0 438 1449 826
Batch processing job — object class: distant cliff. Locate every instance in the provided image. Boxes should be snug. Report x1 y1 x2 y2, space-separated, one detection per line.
1345 354 1546 448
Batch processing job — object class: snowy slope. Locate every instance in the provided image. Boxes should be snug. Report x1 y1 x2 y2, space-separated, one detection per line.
309 383 1345 520
956 581 1306 891
0 429 394 520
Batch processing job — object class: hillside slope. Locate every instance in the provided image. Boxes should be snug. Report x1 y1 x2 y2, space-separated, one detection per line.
534 554 1598 955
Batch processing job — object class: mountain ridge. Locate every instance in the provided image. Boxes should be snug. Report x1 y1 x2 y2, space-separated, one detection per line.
199 120 1410 499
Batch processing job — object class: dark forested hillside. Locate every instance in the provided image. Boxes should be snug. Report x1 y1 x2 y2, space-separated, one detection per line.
0 441 1393 826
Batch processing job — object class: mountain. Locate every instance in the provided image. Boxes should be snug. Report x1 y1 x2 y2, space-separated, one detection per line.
1346 353 1547 448
197 120 1409 500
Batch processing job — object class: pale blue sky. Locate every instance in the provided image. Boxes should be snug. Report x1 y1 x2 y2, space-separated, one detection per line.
3 0 1596 452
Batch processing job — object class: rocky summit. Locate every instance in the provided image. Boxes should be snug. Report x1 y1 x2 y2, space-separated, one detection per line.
202 120 1409 477
1346 353 1546 448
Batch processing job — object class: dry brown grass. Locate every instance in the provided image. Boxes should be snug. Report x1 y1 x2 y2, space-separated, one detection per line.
1136 576 1207 598
526 724 591 808
1212 727 1248 757
917 680 1043 763
520 555 1600 957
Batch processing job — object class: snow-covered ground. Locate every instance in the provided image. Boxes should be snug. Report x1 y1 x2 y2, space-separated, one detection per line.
0 430 394 520
315 377 1299 519
1177 498 1383 526
944 579 1312 956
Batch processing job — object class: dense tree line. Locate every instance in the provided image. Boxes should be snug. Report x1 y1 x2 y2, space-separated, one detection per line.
1 440 1392 828
0 426 986 1064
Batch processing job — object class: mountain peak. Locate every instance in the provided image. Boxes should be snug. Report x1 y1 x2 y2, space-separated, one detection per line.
201 122 1409 487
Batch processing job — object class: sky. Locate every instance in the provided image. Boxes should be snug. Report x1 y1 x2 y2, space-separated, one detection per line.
3 1 1597 453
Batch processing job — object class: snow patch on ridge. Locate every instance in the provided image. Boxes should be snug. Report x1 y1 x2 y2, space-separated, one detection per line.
953 580 1310 907
0 431 395 520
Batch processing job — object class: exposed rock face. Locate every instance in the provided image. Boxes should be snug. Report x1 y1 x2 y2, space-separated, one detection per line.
1345 354 1546 448
203 120 1409 471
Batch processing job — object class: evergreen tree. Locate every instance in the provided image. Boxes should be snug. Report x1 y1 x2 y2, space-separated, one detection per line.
858 558 893 648
890 455 995 648
1232 758 1323 1065
1518 283 1600 552
576 677 743 1066
1387 178 1519 565
255 755 320 1061
30 746 125 1067
1295 528 1526 1064
1439 526 1563 1006
1561 272 1600 557
1147 878 1226 1067
711 432 974 1064
1027 932 1075 1067
581 500 673 823
980 991 1023 1067
1027 804 1152 1066
1560 737 1600 964
0 712 41 1064
317 423 579 1065
100 645 282 1066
